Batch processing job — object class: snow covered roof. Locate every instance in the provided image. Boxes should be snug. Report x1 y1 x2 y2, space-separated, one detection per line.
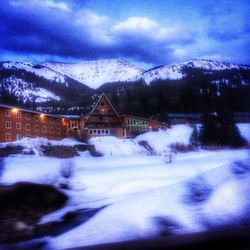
57 115 80 119
0 103 63 119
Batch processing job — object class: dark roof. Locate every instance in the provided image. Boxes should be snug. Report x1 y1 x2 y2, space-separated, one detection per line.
0 103 62 119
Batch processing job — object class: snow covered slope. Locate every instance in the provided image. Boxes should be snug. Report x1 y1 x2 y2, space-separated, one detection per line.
130 59 250 84
43 59 143 89
0 61 92 103
0 76 61 102
1 61 67 85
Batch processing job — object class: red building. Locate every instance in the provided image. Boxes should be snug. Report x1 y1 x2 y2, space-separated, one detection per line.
82 93 167 138
0 104 72 142
83 93 125 137
0 94 166 142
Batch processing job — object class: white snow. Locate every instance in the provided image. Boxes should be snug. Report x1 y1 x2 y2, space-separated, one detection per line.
130 59 250 84
2 61 66 84
136 125 193 154
0 76 61 103
43 59 143 89
0 124 250 249
237 123 250 143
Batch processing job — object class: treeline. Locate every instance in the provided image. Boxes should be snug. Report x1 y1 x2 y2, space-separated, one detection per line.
1 65 250 118
100 67 250 119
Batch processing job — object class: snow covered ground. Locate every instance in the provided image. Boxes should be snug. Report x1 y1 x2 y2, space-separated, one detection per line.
0 124 250 249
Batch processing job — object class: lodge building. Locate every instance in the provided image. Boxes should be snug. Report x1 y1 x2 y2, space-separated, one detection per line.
0 93 167 142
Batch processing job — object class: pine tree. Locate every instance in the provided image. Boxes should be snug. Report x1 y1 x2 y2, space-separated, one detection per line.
199 109 219 147
190 125 199 148
217 99 246 147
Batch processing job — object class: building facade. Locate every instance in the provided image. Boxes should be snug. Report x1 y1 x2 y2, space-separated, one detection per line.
0 104 74 142
84 94 125 137
0 94 167 142
83 94 167 138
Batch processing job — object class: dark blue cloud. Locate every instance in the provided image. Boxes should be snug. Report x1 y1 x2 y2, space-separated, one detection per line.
0 0 249 66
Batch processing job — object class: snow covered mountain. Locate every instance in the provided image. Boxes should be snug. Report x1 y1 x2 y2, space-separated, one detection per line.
1 59 249 109
0 61 92 104
130 59 250 84
2 61 67 85
43 59 143 89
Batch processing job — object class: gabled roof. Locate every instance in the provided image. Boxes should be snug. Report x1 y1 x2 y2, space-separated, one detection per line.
85 93 120 121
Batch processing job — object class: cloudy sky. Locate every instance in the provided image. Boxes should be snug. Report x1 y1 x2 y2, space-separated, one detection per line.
0 0 249 68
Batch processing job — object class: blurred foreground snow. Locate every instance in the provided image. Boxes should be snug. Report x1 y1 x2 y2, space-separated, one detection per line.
0 124 250 249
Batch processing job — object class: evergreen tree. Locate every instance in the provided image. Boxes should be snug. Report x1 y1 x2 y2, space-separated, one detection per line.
217 99 246 147
199 110 219 147
189 125 199 148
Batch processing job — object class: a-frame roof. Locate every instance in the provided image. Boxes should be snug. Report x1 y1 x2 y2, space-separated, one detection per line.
85 93 120 121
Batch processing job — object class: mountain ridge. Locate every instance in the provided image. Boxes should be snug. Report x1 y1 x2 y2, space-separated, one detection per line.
1 59 250 114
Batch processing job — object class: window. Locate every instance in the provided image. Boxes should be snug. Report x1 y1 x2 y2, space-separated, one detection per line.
5 109 10 117
50 127 54 133
105 130 109 135
89 129 93 135
16 123 22 130
97 130 101 135
34 115 39 121
16 111 21 118
5 121 11 129
104 117 108 122
56 128 61 134
42 126 47 132
49 117 54 123
26 124 31 131
5 133 11 141
34 125 39 131
26 113 31 120
100 102 105 106
43 116 47 122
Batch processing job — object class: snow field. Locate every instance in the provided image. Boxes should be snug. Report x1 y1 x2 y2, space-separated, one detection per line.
0 124 250 249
